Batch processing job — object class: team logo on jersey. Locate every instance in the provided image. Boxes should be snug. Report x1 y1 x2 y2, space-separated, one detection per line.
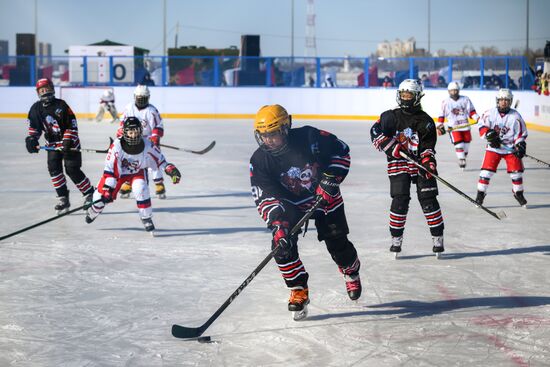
121 157 141 173
280 163 319 195
451 108 463 115
55 108 63 117
44 115 61 134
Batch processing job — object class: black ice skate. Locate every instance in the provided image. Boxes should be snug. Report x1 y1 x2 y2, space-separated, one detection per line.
83 189 94 208
513 191 528 208
390 236 403 259
288 288 309 321
475 191 486 206
141 217 156 236
343 273 362 301
432 236 444 259
85 214 95 224
55 195 70 215
458 159 466 171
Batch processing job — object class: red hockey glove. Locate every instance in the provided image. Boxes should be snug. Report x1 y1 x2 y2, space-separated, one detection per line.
164 163 181 184
150 135 160 146
420 156 437 180
25 136 39 154
101 186 114 203
315 173 341 206
272 220 292 252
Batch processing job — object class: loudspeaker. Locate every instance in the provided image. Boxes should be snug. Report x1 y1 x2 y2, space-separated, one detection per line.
236 70 265 86
16 33 35 56
241 35 260 71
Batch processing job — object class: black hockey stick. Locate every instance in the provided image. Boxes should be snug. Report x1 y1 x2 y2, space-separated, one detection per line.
525 153 550 168
171 196 324 339
0 199 103 242
39 138 113 154
399 152 506 220
160 141 216 155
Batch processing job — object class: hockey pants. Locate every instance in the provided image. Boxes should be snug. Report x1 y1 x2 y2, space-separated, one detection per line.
47 150 93 198
478 151 524 193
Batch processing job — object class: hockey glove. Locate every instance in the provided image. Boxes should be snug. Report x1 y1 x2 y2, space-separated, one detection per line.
25 136 39 154
485 129 501 149
62 138 73 153
315 173 341 206
420 156 437 180
150 135 160 146
272 220 293 254
101 186 114 203
164 163 181 184
436 125 446 136
514 141 526 159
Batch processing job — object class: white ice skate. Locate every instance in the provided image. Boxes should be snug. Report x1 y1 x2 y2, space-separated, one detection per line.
55 195 70 215
432 236 444 259
390 236 403 259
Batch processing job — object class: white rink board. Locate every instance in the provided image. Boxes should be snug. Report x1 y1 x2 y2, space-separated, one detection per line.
1 118 549 366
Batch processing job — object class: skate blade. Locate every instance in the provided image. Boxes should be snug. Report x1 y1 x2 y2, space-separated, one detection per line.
393 252 399 260
56 208 70 215
119 194 130 199
435 252 442 259
149 231 156 237
157 194 166 199
292 304 309 321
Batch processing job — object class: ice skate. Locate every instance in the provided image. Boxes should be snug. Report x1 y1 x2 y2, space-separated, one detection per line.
458 159 466 171
343 273 362 301
85 214 95 224
475 191 486 206
83 189 94 208
141 217 155 236
513 191 528 208
390 236 403 259
54 195 70 215
119 182 132 199
432 236 444 259
288 287 309 321
155 183 166 199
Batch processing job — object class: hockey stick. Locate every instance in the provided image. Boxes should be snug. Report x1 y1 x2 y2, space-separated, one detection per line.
0 199 103 242
171 196 324 339
39 138 113 154
447 120 478 132
524 153 550 168
399 152 506 220
160 141 216 155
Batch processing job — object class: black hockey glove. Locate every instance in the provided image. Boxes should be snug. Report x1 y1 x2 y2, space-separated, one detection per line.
164 163 181 184
272 220 293 255
485 129 501 149
420 156 437 180
514 141 526 159
315 173 341 206
62 139 72 153
25 136 39 154
101 186 114 203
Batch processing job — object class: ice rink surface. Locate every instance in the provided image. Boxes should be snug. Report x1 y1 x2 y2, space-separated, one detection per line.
1 117 550 366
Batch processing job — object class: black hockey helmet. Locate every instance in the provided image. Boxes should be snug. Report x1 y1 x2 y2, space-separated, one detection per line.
122 116 143 146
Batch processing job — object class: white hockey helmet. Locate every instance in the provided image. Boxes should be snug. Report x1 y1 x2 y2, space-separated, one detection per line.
496 88 513 114
134 85 150 109
396 79 424 109
103 89 114 98
447 81 460 91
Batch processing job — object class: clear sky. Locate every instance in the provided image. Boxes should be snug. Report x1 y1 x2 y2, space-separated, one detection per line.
0 0 549 57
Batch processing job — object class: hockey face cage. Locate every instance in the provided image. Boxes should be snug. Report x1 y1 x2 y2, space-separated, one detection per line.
254 125 290 156
396 79 424 109
123 118 143 146
496 88 513 114
36 78 55 105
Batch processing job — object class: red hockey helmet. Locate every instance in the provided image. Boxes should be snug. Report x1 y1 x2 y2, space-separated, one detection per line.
35 78 55 105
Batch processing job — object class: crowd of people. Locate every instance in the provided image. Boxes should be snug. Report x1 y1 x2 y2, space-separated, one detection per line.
23 77 530 318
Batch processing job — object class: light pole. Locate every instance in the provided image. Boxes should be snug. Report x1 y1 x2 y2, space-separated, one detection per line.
427 0 431 55
291 0 294 60
526 0 530 56
163 0 167 56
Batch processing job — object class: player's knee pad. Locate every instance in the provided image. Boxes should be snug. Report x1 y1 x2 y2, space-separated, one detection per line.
390 195 410 214
419 197 440 213
479 169 494 180
509 171 523 180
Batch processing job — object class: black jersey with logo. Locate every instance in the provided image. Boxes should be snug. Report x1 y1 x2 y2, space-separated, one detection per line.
27 98 81 149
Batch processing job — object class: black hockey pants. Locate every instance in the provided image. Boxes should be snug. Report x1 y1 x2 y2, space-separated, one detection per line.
47 150 92 197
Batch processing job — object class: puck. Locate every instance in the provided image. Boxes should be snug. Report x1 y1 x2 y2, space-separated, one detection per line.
197 336 211 343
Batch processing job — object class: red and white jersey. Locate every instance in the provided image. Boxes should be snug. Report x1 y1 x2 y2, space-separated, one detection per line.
102 138 167 188
438 95 479 131
120 103 164 139
478 107 528 155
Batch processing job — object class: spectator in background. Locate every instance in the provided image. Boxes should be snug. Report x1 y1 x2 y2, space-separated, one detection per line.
533 66 543 95
421 74 433 88
436 75 447 88
322 73 336 87
382 76 394 88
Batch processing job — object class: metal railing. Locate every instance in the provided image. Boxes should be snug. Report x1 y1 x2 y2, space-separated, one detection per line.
0 55 535 91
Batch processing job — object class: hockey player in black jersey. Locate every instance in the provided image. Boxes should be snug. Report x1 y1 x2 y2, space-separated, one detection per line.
25 78 94 214
370 79 445 257
249 104 362 320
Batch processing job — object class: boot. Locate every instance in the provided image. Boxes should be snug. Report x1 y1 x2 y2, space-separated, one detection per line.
432 236 444 254
475 191 486 206
155 182 166 199
54 194 70 214
141 217 155 232
83 189 94 207
119 182 132 199
513 191 527 207
343 273 362 301
288 287 309 312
